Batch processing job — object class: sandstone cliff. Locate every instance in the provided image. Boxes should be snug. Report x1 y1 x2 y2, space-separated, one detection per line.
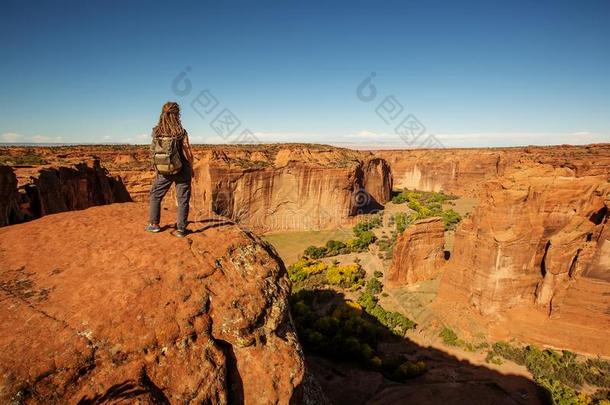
0 159 131 226
27 145 391 232
191 152 392 232
387 217 446 286
0 165 20 226
3 145 392 232
435 163 610 354
0 203 304 403
375 144 610 196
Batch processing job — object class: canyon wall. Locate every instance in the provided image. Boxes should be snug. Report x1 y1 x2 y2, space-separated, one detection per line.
375 149 507 195
185 147 392 232
0 203 304 403
436 163 610 353
0 166 20 226
2 145 391 232
386 217 446 286
375 144 610 196
190 153 392 232
0 159 131 226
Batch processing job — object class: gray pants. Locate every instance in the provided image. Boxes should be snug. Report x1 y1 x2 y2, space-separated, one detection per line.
148 165 192 230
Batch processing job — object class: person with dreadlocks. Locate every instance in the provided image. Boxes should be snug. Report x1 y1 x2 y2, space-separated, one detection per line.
145 101 194 237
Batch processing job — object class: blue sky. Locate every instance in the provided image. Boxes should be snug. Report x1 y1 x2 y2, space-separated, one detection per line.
1 0 609 148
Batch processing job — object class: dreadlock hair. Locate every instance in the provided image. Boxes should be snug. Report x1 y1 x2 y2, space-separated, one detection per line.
153 101 186 138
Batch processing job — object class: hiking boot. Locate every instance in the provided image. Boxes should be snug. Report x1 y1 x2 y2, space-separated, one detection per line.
145 223 161 233
175 229 187 238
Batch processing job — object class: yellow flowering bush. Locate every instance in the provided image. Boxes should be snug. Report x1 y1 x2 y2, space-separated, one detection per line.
326 263 365 288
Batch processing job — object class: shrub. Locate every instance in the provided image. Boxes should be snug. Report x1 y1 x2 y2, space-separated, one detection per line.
304 245 327 259
365 277 383 295
367 306 416 336
439 327 459 346
357 290 379 311
288 258 328 283
441 209 462 230
377 238 394 252
393 212 410 233
353 215 382 236
326 263 366 288
348 230 376 251
392 360 427 381
326 239 348 255
486 341 610 404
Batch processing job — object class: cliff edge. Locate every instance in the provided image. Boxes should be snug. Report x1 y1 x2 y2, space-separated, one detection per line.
0 203 304 403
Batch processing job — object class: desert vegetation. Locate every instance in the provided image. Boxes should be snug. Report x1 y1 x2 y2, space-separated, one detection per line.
391 189 462 230
485 342 610 405
288 258 366 290
302 215 382 259
0 153 47 166
289 229 424 383
290 287 423 383
437 327 610 405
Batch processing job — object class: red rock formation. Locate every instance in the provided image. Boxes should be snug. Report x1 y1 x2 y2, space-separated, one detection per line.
0 165 20 226
27 159 132 216
0 159 132 226
436 163 610 354
375 149 506 195
360 158 393 209
3 145 392 232
386 217 446 286
375 144 610 196
191 156 391 232
0 203 304 403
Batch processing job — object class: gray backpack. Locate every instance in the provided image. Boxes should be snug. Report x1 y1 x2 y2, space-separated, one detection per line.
151 134 183 175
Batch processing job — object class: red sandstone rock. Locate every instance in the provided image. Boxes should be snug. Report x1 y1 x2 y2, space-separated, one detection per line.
3 145 392 232
0 203 304 403
386 217 446 286
435 164 610 354
0 165 20 226
0 159 131 226
375 144 610 196
360 158 393 210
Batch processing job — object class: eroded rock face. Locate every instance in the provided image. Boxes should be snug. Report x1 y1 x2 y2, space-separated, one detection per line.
4 145 392 232
0 203 304 404
375 149 506 196
183 147 392 232
386 217 446 286
375 144 610 196
0 165 20 226
360 158 393 209
1 159 132 226
438 164 610 319
25 159 132 217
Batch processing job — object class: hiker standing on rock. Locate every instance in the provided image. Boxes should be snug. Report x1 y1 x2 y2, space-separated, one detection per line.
145 101 194 237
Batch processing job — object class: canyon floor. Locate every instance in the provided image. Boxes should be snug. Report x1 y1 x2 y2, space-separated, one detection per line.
263 197 549 404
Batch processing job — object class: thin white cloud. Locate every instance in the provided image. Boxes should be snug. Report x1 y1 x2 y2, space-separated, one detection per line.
2 130 608 148
1 132 63 144
1 132 24 142
186 129 610 148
